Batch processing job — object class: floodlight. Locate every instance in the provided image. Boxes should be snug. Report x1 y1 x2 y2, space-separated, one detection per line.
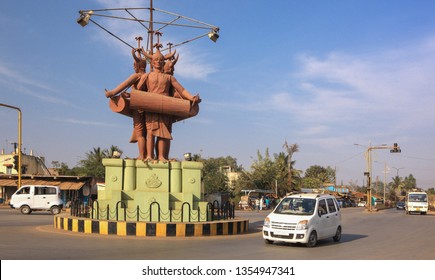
184 152 192 161
208 29 219 42
77 11 93 27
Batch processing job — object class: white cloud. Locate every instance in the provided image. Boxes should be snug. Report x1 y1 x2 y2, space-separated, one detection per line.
50 117 117 127
268 36 435 133
0 62 69 105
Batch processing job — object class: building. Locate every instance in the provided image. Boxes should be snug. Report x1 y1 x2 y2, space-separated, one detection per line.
0 150 93 205
0 149 50 176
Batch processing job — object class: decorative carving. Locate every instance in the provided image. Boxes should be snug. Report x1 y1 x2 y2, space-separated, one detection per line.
145 174 162 188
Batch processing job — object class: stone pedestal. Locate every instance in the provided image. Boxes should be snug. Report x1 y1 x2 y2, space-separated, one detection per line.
97 159 209 222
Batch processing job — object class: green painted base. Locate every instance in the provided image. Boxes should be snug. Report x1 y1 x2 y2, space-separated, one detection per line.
97 159 209 222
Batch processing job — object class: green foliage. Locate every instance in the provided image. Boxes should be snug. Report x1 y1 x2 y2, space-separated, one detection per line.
193 154 241 195
51 146 123 178
234 143 301 197
303 165 335 187
302 177 323 189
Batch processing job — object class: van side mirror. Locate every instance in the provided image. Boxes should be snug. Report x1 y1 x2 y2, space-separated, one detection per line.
318 210 322 217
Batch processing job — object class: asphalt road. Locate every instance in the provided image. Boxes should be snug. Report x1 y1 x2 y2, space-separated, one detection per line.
1 206 435 260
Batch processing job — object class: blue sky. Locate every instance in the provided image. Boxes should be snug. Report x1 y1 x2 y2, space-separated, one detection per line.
1 0 435 189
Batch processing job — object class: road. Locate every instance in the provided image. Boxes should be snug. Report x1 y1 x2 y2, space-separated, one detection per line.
1 207 435 260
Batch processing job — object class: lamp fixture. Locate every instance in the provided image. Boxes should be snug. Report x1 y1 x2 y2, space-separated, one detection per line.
77 11 93 27
208 28 219 42
184 152 192 161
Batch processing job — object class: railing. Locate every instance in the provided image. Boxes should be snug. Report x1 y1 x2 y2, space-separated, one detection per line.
70 199 236 222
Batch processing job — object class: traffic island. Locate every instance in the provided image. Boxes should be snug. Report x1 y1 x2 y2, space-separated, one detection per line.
54 214 249 237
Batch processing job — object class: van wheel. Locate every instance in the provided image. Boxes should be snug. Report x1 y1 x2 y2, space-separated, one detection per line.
306 231 317 247
333 226 342 242
264 239 274 245
20 205 32 215
50 206 61 215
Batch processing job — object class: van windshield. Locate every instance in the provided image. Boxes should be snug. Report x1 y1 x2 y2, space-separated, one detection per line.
408 194 427 202
274 197 315 215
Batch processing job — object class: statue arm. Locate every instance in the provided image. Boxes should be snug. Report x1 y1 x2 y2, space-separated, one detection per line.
132 48 140 62
171 76 201 104
136 73 149 91
105 73 141 98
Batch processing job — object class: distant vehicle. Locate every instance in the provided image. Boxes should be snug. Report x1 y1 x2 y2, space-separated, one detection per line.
263 193 342 247
9 185 64 215
374 199 384 206
405 191 428 215
357 201 367 207
396 201 405 210
348 199 357 207
343 199 356 207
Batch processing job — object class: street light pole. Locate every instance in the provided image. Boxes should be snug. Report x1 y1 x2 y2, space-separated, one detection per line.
392 166 404 177
0 103 22 189
355 143 401 211
383 162 389 205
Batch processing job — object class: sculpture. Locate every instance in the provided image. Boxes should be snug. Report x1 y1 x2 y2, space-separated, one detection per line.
105 38 148 160
136 46 201 161
105 40 200 162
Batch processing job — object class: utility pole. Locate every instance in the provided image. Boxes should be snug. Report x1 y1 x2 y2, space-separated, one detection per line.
356 143 401 211
383 162 389 205
0 103 22 189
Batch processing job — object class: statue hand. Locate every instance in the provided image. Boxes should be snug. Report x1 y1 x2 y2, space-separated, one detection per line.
191 94 201 105
105 89 115 98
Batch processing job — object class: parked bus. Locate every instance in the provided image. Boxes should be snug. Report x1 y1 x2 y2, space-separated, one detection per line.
405 191 428 215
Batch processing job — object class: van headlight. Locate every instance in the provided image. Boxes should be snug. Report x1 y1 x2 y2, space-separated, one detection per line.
296 220 308 230
264 217 270 228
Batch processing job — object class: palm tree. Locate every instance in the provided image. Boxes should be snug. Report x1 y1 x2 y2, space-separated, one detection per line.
107 145 123 158
283 141 299 191
78 147 107 178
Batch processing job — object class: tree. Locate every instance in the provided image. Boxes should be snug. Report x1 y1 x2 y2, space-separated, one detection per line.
391 176 404 196
107 145 123 158
282 141 299 191
273 151 302 196
192 155 241 195
77 147 108 178
403 174 417 191
303 165 336 189
250 149 276 190
301 177 323 189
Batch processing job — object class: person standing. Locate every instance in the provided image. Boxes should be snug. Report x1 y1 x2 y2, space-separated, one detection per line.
137 47 200 161
255 198 260 212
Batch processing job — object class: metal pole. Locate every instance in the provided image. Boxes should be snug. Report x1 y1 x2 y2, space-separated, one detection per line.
149 0 153 55
367 146 372 211
384 162 387 205
0 103 22 189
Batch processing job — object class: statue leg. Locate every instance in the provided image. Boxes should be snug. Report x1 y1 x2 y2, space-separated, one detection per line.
133 111 146 160
157 138 170 161
145 132 155 161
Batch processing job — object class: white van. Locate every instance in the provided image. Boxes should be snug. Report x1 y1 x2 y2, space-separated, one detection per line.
263 193 342 247
405 191 428 215
9 185 64 215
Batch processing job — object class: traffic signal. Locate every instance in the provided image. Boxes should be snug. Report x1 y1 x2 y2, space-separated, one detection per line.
12 155 19 171
390 143 401 153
